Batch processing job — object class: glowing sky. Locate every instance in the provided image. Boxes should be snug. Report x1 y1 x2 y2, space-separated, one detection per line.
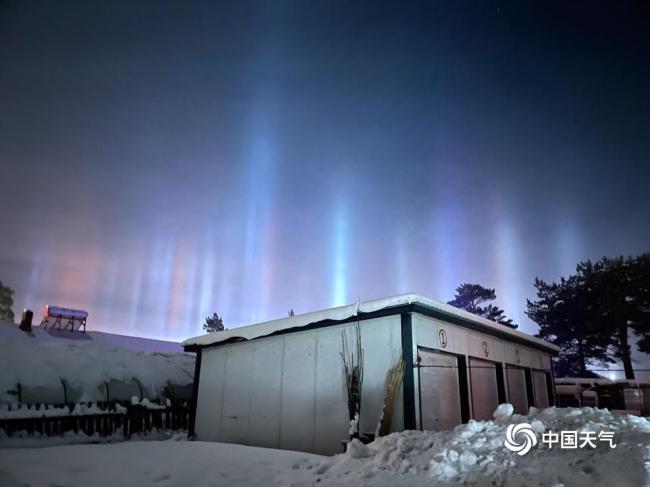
1 1 649 340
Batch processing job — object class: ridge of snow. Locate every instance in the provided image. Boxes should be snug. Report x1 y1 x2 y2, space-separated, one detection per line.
0 320 184 353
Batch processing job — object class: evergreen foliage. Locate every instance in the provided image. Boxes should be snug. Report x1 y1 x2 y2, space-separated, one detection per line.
447 283 518 329
527 254 650 379
0 281 15 323
203 312 224 333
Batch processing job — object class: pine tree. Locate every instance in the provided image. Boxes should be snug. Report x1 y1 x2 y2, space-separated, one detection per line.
447 283 518 328
527 253 650 379
483 304 516 328
203 312 224 333
587 254 650 379
629 254 650 354
0 281 15 323
527 275 613 377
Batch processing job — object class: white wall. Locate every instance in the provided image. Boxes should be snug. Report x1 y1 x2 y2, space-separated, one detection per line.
194 315 403 455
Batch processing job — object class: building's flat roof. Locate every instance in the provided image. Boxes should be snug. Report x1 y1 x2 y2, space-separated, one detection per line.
184 293 559 353
0 321 184 354
555 378 650 387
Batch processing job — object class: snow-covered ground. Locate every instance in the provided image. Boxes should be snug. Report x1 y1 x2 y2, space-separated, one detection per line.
1 405 649 487
0 439 321 487
0 320 194 404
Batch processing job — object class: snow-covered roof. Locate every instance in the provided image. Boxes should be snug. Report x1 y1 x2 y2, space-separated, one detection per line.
0 321 184 353
183 293 560 353
0 320 194 405
555 378 650 387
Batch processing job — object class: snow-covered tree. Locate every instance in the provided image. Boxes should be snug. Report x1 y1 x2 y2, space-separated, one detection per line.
447 283 517 328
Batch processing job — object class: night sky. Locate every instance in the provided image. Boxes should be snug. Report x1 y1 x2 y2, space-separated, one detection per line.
1 1 648 340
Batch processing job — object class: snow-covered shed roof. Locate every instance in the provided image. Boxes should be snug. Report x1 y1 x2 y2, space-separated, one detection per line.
0 320 194 405
0 321 184 353
554 378 650 387
184 293 559 354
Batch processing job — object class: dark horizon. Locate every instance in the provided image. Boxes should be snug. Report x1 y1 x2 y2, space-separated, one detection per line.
1 1 649 340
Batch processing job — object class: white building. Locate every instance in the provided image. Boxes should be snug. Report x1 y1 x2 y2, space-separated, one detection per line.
183 294 559 455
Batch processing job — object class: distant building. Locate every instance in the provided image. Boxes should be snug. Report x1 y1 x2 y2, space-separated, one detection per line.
184 293 558 455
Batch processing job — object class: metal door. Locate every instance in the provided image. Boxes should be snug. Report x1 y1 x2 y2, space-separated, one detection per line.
469 358 499 420
506 366 528 414
532 370 550 409
419 349 462 431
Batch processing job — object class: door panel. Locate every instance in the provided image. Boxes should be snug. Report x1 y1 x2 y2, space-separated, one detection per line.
506 366 528 414
532 370 549 408
469 358 499 420
419 349 462 431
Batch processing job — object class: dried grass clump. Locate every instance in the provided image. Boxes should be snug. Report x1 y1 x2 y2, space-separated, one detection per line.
377 353 405 437
341 322 364 437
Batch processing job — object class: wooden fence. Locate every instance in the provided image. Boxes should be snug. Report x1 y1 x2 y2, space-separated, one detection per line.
0 401 191 439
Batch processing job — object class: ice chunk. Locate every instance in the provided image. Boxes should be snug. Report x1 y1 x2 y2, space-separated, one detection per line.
460 451 477 467
446 449 459 462
346 438 370 459
531 419 545 433
493 403 514 420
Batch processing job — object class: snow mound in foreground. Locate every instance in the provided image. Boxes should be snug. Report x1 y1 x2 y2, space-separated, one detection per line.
313 406 650 487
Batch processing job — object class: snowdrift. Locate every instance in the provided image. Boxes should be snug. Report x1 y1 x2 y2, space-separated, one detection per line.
0 320 194 404
313 405 650 486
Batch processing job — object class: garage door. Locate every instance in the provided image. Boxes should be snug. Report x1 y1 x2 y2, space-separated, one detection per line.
419 349 462 431
532 370 549 408
469 358 499 420
506 366 528 414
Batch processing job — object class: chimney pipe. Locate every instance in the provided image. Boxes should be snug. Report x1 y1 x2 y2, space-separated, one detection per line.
20 309 33 332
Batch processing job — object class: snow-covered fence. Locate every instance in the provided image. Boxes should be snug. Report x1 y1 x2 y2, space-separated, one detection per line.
554 379 650 415
0 404 127 438
0 400 191 439
1 377 193 439
8 378 193 406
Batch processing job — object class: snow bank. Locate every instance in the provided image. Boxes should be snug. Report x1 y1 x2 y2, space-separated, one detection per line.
0 321 194 404
312 406 650 486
